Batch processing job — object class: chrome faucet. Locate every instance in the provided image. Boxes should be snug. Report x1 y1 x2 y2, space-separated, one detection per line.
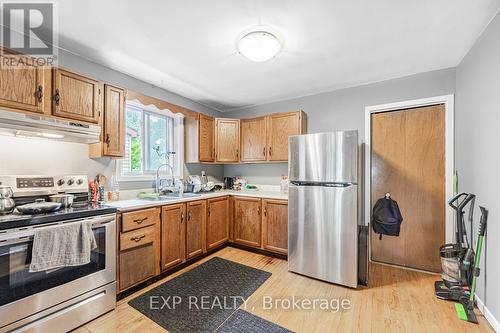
155 163 175 194
153 147 176 194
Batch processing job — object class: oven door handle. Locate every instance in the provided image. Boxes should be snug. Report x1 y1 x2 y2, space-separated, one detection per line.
0 214 116 243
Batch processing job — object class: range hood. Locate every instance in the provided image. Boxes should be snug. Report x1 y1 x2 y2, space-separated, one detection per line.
0 109 101 143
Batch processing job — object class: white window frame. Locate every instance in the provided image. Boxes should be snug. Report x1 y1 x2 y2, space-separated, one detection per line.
117 99 184 182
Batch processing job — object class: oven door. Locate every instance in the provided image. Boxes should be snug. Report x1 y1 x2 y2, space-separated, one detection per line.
0 214 116 329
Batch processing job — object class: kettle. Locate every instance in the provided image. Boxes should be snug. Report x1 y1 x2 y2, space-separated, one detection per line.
0 185 15 215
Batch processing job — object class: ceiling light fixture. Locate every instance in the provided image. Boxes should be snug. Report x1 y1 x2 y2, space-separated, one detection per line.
238 31 281 62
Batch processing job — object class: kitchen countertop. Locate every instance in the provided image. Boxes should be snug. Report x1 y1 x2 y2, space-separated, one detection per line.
106 189 288 212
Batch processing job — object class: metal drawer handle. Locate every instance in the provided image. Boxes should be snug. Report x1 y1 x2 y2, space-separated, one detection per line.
133 217 148 224
131 235 146 242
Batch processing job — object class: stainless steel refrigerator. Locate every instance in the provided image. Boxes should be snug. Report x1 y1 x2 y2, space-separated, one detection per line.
288 130 359 288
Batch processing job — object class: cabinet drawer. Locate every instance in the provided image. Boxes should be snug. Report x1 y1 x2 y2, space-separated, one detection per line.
120 225 155 251
122 208 159 232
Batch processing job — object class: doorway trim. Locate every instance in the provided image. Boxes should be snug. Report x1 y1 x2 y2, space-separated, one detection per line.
364 94 455 243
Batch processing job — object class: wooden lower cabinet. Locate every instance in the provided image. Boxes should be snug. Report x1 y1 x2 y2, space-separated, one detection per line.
262 199 288 254
206 196 230 250
161 203 186 271
233 197 262 248
186 200 206 259
118 208 161 292
117 197 287 293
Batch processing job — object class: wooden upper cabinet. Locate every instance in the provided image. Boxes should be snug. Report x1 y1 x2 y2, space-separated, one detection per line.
216 118 240 163
233 197 262 248
206 196 229 250
262 199 288 254
102 84 125 157
52 68 100 124
267 111 306 161
185 113 215 163
186 200 206 259
0 51 50 115
240 116 267 162
199 114 215 162
161 203 186 271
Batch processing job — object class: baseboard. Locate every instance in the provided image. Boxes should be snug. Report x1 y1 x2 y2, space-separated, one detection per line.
476 295 500 332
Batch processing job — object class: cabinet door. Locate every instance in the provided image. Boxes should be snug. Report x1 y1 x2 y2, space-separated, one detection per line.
102 84 125 157
119 225 157 291
52 68 100 123
267 111 304 161
233 197 262 248
186 200 206 259
262 199 288 254
199 114 215 162
206 197 229 250
240 117 267 162
161 203 186 270
0 52 48 115
216 118 240 162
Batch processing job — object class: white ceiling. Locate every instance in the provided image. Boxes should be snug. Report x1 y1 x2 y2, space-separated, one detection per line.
56 0 500 112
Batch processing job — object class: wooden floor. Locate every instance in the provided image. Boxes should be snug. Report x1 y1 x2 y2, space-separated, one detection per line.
74 247 493 333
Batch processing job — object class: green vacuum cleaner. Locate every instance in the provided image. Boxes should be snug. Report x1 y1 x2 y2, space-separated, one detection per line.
434 192 488 324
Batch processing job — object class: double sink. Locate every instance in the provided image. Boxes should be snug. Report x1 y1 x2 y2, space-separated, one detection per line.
139 192 202 202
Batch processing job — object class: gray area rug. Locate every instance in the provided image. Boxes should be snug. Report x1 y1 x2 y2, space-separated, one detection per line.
216 310 293 333
128 257 272 333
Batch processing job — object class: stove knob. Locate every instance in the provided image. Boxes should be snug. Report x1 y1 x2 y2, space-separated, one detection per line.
57 179 65 186
67 179 74 186
76 179 84 185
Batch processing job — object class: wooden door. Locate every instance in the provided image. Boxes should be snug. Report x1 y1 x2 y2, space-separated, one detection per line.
0 52 49 115
52 68 100 123
371 105 445 272
186 200 206 259
206 196 229 250
161 203 186 270
216 118 240 162
267 111 304 161
199 114 215 162
262 199 288 254
102 84 125 157
233 197 262 248
240 116 267 162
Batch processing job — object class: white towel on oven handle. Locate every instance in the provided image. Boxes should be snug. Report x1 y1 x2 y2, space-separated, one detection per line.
29 220 97 272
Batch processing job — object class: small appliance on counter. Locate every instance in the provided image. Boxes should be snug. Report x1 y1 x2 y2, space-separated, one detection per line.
223 176 234 190
0 183 15 215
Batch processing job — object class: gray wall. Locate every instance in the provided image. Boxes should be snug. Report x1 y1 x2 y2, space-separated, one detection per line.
0 47 224 189
224 68 456 184
456 11 500 324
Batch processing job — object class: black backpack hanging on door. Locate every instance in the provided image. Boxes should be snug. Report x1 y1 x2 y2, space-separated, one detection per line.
372 195 403 240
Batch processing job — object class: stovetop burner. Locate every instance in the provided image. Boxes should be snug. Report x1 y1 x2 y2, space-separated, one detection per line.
0 174 116 230
0 203 116 230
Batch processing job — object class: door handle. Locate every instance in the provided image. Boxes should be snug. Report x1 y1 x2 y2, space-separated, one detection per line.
268 147 272 156
187 210 191 221
35 85 43 103
257 207 261 215
54 89 60 105
263 147 266 156
105 133 111 147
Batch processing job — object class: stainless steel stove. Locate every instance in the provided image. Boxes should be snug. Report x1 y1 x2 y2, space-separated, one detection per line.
0 175 117 333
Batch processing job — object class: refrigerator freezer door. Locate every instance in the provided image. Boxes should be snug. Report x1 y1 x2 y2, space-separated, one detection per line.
288 183 358 287
288 131 358 183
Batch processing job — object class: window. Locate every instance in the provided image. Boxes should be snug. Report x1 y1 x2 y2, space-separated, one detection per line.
118 100 184 181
